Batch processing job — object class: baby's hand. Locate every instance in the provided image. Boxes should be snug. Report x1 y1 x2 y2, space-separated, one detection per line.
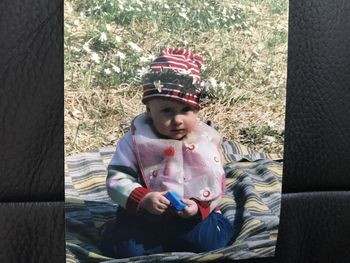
140 191 170 215
177 199 198 219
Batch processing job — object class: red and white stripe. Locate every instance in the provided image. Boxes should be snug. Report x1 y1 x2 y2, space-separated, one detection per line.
142 48 204 108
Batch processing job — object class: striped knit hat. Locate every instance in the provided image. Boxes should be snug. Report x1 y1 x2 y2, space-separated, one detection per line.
141 48 204 109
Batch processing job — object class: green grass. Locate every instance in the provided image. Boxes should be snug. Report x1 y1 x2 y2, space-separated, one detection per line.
65 0 288 155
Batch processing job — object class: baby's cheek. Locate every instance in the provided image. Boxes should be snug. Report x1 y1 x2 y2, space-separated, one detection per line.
160 120 172 131
154 119 167 130
188 120 199 132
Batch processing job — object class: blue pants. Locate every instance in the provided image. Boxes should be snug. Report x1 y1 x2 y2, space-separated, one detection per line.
99 209 235 259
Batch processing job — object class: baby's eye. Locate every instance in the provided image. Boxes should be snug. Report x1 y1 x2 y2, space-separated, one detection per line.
161 108 172 113
182 106 193 112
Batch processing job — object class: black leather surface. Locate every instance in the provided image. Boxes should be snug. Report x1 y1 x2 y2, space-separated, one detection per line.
0 0 64 201
275 192 350 263
0 202 65 263
0 0 349 262
283 0 350 192
229 192 350 263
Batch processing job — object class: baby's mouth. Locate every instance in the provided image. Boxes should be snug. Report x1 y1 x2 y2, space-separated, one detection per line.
171 129 185 133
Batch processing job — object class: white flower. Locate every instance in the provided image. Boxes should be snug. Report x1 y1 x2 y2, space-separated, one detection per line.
218 81 227 90
104 68 112 75
153 80 163 92
135 0 143 7
128 42 142 52
115 35 123 43
106 24 112 31
117 51 126 60
91 52 100 64
99 32 107 42
179 12 189 21
218 82 227 94
148 54 156 61
164 4 170 9
137 67 150 77
83 42 91 53
208 77 218 88
267 120 277 129
139 54 156 63
200 80 209 90
139 56 150 63
264 135 276 143
111 63 121 73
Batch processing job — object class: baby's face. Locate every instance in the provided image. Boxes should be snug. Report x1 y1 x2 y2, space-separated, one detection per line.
147 99 199 140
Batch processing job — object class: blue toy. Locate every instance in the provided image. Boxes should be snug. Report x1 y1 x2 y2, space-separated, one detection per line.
165 191 187 211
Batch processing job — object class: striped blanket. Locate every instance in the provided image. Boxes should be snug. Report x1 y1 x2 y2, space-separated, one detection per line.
65 140 283 262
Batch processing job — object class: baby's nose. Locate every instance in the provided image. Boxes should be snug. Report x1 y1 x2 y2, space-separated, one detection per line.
173 114 184 124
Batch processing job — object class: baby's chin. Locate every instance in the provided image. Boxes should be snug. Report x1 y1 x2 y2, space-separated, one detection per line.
171 134 187 140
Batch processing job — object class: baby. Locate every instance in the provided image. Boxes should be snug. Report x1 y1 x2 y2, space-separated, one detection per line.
99 48 235 258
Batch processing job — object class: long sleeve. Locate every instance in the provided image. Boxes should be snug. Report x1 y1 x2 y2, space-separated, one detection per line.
106 131 150 214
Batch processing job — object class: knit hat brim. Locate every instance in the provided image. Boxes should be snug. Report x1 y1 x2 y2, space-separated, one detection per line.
141 48 204 108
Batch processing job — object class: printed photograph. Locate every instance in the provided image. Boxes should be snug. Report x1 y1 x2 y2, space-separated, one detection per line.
64 0 288 261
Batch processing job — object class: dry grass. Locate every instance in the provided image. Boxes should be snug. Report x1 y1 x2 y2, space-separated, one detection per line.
64 0 288 156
